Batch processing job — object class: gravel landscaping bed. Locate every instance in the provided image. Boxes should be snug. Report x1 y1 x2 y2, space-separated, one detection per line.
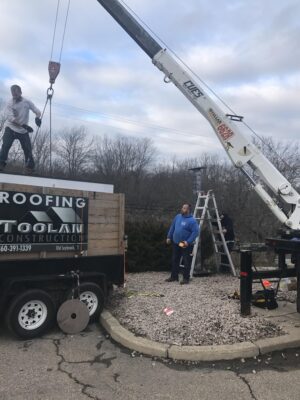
107 272 296 346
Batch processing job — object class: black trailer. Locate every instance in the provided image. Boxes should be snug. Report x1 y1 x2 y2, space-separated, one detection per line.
0 173 125 338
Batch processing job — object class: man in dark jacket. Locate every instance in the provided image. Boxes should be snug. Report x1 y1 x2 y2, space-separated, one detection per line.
166 203 199 284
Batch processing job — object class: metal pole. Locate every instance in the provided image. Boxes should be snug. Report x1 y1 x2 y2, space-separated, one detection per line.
296 252 300 313
240 250 252 316
189 166 207 196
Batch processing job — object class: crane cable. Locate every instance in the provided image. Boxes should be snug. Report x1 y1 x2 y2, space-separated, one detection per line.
120 0 294 171
50 0 61 61
32 0 71 172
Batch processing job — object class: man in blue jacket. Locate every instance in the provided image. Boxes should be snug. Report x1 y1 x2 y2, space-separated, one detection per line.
166 203 199 284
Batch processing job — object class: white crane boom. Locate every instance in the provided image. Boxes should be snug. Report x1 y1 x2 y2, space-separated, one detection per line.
96 0 300 231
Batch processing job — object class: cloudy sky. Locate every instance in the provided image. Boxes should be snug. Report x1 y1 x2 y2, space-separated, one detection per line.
0 0 300 160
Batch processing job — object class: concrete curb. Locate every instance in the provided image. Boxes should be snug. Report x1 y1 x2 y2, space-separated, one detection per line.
100 310 300 362
100 310 169 357
254 328 300 355
168 342 258 361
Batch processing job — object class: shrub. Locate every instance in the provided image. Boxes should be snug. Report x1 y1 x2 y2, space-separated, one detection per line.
125 219 172 272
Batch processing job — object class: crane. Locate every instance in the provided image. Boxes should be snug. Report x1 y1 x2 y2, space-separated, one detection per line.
96 0 300 233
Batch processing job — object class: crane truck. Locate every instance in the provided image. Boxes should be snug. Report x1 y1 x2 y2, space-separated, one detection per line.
0 1 299 339
95 0 300 314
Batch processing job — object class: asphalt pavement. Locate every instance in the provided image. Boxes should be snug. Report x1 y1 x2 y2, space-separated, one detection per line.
0 323 300 400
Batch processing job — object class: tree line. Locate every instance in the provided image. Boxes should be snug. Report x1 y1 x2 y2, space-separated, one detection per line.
1 123 299 241
1 102 299 269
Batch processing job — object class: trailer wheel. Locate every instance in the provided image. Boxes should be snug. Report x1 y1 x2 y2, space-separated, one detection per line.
68 282 105 322
5 290 56 339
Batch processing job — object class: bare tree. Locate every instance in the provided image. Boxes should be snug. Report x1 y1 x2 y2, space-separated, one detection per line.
54 126 93 177
93 135 155 192
252 136 300 185
32 129 51 175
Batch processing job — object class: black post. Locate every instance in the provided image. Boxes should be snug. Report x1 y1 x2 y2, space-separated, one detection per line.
296 252 300 313
240 250 252 316
278 252 287 271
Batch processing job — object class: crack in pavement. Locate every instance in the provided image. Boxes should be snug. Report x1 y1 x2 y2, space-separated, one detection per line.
234 371 258 400
96 339 105 350
52 352 117 368
52 338 102 400
113 373 120 383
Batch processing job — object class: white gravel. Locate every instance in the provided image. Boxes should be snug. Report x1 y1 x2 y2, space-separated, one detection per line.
107 272 292 346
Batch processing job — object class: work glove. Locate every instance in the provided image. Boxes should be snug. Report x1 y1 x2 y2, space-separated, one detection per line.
179 241 189 248
22 124 34 133
35 117 42 127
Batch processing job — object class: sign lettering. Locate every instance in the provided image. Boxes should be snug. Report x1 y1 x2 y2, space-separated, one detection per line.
183 80 204 98
0 191 88 253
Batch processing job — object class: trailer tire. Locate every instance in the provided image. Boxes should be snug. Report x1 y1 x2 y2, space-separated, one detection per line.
68 282 105 322
5 289 56 339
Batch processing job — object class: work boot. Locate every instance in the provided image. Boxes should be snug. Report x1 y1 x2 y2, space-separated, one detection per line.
180 278 189 285
165 277 178 282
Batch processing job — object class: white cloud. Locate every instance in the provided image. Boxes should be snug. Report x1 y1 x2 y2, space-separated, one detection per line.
0 0 299 161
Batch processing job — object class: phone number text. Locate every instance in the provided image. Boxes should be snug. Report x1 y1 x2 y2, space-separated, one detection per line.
0 244 32 253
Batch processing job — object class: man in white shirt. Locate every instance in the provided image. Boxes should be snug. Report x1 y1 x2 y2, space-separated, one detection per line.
0 85 41 173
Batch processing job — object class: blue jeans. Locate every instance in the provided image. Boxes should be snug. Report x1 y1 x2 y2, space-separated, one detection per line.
171 243 193 280
0 127 35 169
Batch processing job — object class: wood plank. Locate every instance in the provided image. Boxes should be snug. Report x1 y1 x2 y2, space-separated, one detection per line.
118 193 125 249
0 251 77 261
88 216 119 224
88 208 119 217
44 189 117 199
87 248 121 256
1 184 45 194
88 239 119 249
0 184 120 200
93 192 119 201
88 232 119 240
89 225 119 235
89 200 120 209
0 185 89 199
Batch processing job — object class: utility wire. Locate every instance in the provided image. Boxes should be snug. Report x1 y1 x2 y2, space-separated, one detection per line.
30 95 212 139
51 101 205 138
120 0 294 170
46 109 208 147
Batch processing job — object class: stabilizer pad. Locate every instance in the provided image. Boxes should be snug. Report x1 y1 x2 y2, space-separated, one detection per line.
57 299 89 334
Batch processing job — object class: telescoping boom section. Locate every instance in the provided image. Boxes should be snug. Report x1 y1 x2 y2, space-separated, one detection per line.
96 0 300 231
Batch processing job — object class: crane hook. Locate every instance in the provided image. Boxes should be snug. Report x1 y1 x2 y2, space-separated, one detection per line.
48 61 61 85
